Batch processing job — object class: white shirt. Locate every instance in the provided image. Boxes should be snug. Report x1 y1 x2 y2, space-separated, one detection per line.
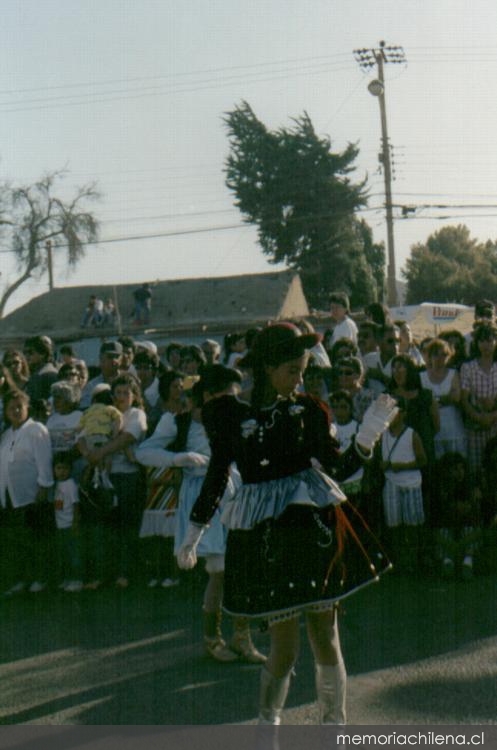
79 374 104 410
136 412 210 477
144 377 160 408
110 407 147 474
363 351 393 396
330 317 358 346
46 410 83 452
309 342 331 368
0 419 54 508
381 427 422 488
53 478 79 529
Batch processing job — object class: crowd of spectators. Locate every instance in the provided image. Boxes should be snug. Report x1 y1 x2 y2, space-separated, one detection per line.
0 293 496 601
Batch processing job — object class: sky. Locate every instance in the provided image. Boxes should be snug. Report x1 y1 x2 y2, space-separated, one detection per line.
3 0 497 314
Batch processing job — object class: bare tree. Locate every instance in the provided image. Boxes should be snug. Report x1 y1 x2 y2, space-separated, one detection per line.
0 170 100 318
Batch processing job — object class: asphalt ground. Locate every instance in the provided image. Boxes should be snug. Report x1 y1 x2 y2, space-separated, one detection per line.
0 566 495 726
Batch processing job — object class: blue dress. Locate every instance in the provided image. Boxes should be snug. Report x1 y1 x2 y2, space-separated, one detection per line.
135 412 235 557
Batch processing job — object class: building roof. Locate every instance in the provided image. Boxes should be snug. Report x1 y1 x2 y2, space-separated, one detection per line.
0 270 309 342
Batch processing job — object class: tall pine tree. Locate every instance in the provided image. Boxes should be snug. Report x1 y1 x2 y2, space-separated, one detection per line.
224 101 384 309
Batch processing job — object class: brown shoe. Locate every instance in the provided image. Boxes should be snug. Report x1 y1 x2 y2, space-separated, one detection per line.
204 636 239 663
229 627 267 664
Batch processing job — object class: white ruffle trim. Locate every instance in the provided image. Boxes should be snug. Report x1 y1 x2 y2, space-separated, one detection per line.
220 467 347 530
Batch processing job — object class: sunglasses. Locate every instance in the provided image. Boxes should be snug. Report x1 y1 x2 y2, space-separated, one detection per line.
338 369 356 376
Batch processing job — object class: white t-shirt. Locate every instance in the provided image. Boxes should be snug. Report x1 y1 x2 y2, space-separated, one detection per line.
363 351 393 396
53 478 79 529
309 342 331 368
110 407 147 474
330 317 358 346
381 427 422 488
46 411 83 452
144 378 160 408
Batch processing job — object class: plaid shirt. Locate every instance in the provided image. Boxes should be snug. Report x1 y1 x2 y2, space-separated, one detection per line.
460 359 497 471
460 360 497 414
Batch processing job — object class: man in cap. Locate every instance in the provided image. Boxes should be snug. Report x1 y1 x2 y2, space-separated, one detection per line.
80 341 123 409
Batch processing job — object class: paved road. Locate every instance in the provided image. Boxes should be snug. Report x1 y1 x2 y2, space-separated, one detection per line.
0 569 495 725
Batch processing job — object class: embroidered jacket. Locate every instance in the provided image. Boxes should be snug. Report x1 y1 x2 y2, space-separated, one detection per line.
190 394 362 526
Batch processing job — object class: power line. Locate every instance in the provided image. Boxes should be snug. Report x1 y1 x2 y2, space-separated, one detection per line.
0 204 387 255
0 62 356 115
0 52 353 97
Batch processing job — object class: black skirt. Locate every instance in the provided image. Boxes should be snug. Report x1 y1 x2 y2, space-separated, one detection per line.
223 502 391 619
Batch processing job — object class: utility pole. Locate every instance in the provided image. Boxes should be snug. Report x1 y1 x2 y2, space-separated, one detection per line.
353 41 406 307
46 239 54 291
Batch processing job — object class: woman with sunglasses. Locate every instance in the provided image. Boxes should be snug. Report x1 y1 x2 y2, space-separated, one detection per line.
334 356 375 422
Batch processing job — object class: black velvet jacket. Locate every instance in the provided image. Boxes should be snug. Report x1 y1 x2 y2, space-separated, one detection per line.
190 394 362 526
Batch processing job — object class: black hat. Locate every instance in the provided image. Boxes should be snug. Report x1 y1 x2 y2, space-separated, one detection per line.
239 323 319 369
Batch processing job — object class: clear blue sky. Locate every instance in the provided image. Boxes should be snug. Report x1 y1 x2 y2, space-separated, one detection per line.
2 0 497 313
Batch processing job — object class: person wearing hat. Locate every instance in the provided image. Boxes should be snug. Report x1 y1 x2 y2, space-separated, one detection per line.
23 336 58 403
80 341 123 409
137 365 265 664
177 323 397 726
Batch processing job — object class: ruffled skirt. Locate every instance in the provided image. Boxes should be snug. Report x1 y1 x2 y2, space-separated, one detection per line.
221 470 391 619
220 467 346 529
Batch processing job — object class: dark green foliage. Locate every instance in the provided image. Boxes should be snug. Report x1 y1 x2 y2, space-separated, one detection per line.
224 101 385 309
404 225 497 304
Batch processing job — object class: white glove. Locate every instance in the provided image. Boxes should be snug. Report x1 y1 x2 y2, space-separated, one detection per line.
356 394 399 452
173 452 210 469
177 523 207 570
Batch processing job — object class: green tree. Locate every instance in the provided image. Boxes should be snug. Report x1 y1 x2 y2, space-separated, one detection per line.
0 170 99 318
404 225 497 304
224 101 384 309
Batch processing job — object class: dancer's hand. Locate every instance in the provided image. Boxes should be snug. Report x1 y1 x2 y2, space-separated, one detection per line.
173 452 209 468
177 523 207 569
356 394 399 452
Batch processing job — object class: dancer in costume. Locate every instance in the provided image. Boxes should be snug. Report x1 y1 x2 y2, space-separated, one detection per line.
136 367 265 664
178 323 397 725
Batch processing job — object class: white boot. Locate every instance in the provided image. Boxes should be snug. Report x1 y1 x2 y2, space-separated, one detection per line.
258 666 292 725
315 661 347 725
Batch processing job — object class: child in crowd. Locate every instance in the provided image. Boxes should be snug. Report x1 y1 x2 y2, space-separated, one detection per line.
431 452 480 580
303 363 328 401
53 452 82 592
47 381 83 455
77 384 123 485
381 398 427 572
329 390 364 508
